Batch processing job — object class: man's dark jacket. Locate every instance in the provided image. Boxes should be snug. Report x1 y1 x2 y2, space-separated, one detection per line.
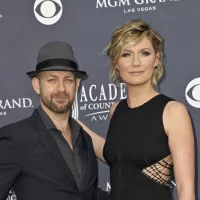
0 109 108 200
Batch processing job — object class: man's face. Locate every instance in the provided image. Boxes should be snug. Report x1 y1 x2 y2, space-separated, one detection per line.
32 71 80 114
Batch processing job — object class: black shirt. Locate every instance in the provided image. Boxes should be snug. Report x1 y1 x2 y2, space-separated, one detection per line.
37 106 85 190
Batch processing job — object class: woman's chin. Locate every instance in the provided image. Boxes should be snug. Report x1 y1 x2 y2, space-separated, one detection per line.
125 80 148 87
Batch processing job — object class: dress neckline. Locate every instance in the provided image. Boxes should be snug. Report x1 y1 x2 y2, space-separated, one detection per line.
125 94 163 110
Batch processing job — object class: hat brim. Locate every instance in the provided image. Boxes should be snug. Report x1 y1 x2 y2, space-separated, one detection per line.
26 66 87 80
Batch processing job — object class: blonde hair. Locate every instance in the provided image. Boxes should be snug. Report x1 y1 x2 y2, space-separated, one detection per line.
106 19 164 88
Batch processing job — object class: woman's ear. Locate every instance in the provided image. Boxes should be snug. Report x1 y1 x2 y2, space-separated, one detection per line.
155 52 161 66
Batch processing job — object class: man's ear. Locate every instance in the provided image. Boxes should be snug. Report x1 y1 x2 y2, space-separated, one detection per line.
76 78 80 92
32 77 40 95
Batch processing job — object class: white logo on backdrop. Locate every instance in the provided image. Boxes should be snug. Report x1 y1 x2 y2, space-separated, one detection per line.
6 190 16 200
106 182 111 192
0 98 33 116
34 0 63 25
72 92 79 120
96 0 181 14
185 78 200 108
72 84 127 121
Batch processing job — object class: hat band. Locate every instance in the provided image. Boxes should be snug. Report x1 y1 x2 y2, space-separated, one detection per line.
36 58 77 71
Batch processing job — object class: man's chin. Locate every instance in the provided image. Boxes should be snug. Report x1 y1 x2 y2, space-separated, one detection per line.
51 104 72 114
51 108 69 114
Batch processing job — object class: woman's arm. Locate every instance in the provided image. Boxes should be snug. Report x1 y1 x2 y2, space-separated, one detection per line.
77 102 120 163
163 101 195 200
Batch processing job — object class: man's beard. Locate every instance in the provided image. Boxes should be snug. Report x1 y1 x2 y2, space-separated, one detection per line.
40 91 75 114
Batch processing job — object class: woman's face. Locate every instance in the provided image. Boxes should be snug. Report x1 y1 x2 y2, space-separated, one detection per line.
117 37 159 87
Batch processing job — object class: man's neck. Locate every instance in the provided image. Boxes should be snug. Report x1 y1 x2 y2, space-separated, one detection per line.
41 104 70 133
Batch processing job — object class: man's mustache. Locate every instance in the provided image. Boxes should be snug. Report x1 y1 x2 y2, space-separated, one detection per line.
51 92 70 99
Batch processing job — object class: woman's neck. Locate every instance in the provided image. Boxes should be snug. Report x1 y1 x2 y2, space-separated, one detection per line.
126 83 159 108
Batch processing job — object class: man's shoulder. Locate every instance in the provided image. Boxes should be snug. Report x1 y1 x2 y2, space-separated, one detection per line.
1 116 32 130
0 115 35 139
0 114 38 152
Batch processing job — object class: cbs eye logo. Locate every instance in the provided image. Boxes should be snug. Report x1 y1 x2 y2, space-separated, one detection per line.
34 0 63 25
185 78 200 108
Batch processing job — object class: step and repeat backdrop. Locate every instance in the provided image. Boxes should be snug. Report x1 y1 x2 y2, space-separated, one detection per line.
0 0 200 199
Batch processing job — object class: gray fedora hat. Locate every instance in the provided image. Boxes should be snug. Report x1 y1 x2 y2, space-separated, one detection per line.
26 41 87 79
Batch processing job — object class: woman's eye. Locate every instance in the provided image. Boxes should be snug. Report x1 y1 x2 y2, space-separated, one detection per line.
122 52 132 57
141 51 150 56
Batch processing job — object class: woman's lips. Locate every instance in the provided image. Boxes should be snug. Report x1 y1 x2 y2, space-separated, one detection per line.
129 71 144 75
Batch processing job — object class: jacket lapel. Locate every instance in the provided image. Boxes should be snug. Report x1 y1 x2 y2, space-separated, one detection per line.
30 109 78 189
80 130 98 191
80 133 88 190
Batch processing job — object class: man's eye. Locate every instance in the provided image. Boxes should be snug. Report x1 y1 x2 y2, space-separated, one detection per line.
48 79 56 82
65 79 73 83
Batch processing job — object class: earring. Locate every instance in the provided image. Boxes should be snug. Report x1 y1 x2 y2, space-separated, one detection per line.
113 68 120 83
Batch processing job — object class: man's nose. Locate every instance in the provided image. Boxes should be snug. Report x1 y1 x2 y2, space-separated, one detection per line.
57 80 65 92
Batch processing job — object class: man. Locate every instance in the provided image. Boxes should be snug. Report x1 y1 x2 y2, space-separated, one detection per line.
0 41 109 200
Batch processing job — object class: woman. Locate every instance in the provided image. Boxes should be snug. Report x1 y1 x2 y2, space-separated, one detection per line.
78 19 195 200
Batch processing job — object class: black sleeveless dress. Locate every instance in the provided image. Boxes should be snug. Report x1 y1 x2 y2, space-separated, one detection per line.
103 94 174 200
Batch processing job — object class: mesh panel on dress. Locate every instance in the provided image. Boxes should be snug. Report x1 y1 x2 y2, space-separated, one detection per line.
142 154 173 187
